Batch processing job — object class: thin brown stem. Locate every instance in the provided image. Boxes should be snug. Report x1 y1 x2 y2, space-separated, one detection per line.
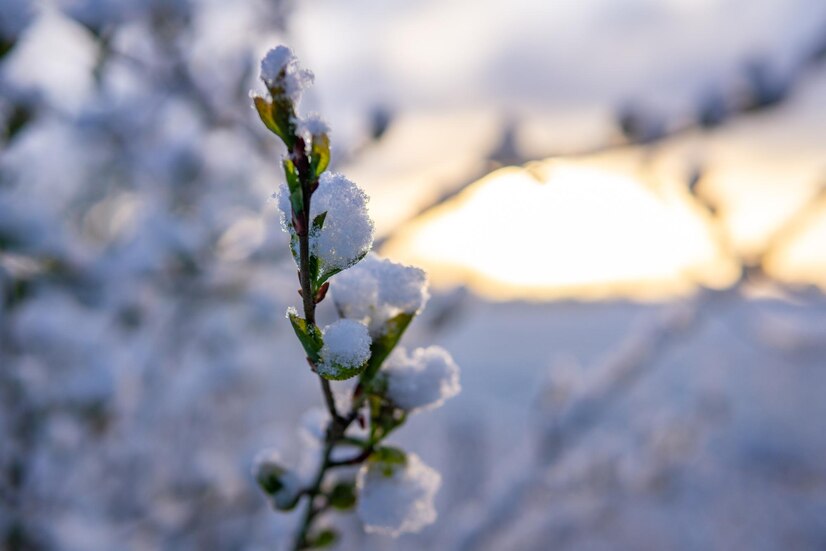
290 134 364 548
328 447 374 468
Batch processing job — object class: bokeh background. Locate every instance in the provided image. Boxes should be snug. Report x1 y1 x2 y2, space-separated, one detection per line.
2 0 826 549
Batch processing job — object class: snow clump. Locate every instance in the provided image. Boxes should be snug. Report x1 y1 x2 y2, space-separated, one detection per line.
381 346 460 413
317 319 371 379
297 113 330 141
259 46 314 102
356 452 441 537
252 449 302 511
275 172 374 277
332 253 428 337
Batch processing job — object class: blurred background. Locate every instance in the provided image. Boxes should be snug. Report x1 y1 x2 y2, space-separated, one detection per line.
1 0 826 549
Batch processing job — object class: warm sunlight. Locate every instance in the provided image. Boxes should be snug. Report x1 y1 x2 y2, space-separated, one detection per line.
382 161 740 300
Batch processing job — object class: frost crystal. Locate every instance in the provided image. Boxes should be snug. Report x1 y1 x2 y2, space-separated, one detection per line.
275 172 374 276
332 254 428 337
382 346 461 413
252 449 301 510
317 319 371 379
259 46 314 103
356 453 441 537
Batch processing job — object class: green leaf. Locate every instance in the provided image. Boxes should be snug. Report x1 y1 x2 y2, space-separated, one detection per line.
289 231 300 263
272 490 301 512
371 446 408 476
316 249 368 289
304 212 329 291
306 528 338 548
287 311 323 362
372 446 407 465
253 96 278 134
362 312 415 381
311 211 327 233
310 132 331 177
283 158 300 194
328 481 357 510
283 159 304 215
257 471 284 495
368 397 407 442
308 254 320 289
317 360 367 381
253 95 296 148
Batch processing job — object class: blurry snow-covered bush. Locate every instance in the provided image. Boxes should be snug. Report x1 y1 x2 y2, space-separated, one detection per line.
0 2 311 549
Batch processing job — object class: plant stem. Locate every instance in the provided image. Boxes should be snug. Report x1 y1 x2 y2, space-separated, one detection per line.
291 137 341 424
291 405 365 550
292 441 333 551
290 135 355 549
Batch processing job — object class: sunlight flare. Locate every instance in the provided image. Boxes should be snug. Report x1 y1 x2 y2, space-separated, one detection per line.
382 161 738 300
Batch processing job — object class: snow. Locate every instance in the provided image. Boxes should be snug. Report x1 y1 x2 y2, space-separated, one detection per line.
332 253 429 336
275 172 375 276
356 452 441 537
317 319 371 379
382 346 461 413
299 407 330 444
259 46 293 84
309 172 374 274
251 448 302 510
259 45 314 103
298 113 330 139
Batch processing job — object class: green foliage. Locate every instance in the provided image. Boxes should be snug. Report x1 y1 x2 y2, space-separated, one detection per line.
306 528 338 548
253 94 296 148
282 158 304 215
310 133 330 177
311 211 328 234
315 250 368 291
371 445 407 465
370 446 408 477
368 396 407 442
273 492 302 512
303 211 328 287
362 312 415 381
317 360 367 382
328 481 357 510
287 311 323 362
257 471 284 495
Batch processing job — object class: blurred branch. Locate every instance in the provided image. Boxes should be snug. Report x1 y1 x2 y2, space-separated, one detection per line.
455 164 826 549
378 27 826 248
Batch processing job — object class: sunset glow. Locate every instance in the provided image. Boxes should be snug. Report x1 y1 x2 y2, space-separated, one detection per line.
382 161 741 300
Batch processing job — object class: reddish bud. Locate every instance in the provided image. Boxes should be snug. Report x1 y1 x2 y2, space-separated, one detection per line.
292 212 306 236
313 281 330 304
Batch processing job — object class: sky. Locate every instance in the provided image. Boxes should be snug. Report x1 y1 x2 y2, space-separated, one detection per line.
283 0 826 299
